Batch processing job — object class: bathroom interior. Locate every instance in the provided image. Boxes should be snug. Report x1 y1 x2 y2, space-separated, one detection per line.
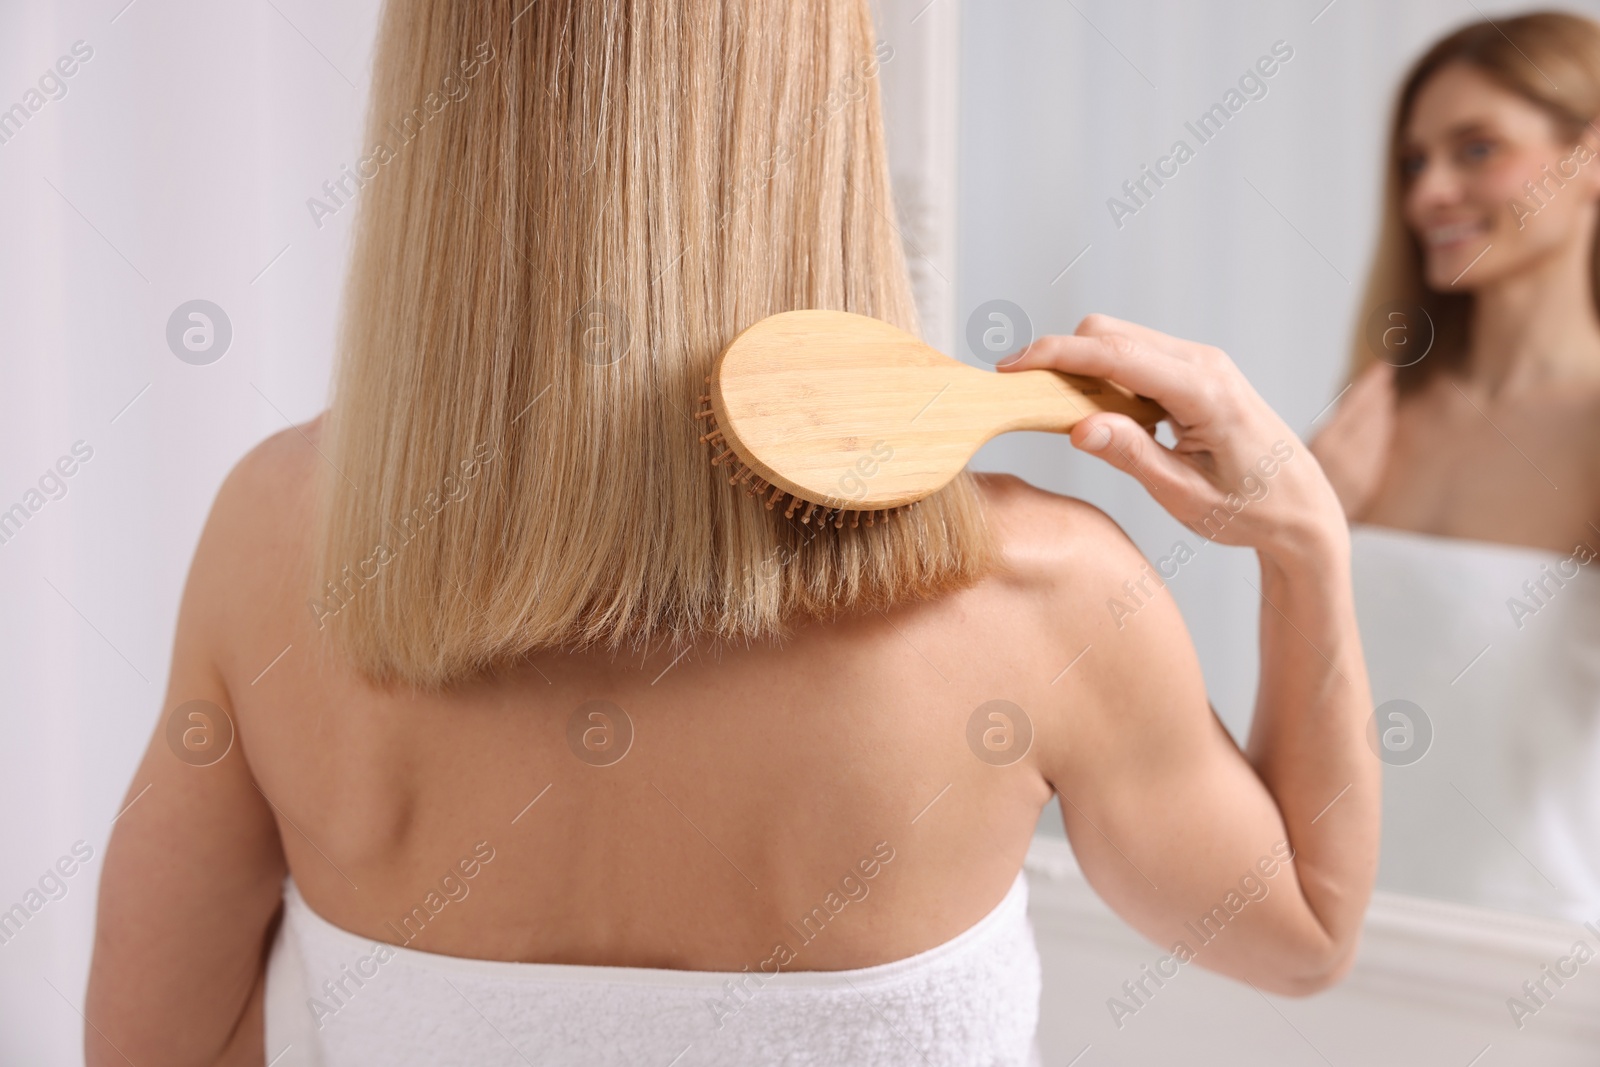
2 0 1599 1062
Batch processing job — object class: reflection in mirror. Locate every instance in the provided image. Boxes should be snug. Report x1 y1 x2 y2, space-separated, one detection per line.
959 2 1600 927
1321 12 1600 923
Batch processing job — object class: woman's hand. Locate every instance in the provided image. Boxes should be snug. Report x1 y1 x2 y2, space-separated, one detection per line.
1307 361 1397 521
999 314 1348 565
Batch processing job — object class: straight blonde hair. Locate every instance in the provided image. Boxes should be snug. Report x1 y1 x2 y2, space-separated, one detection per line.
314 0 998 688
1350 11 1600 393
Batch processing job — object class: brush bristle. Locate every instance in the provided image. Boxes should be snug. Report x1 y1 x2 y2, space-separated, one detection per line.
695 389 911 525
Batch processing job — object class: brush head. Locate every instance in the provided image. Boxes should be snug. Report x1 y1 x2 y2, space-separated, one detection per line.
697 310 1163 520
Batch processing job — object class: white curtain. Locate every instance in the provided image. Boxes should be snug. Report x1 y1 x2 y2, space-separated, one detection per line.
0 0 379 1060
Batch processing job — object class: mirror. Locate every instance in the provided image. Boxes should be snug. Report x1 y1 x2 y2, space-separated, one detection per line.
939 0 1600 923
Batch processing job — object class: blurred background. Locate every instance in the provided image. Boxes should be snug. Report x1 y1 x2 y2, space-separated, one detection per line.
2 0 1598 1062
959 0 1521 736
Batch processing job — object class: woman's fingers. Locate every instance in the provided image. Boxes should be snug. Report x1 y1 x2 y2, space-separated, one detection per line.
1073 312 1199 361
1071 413 1214 510
1002 333 1211 427
999 311 1346 558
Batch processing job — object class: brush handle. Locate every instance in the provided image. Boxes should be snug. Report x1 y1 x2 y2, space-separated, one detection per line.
973 368 1166 435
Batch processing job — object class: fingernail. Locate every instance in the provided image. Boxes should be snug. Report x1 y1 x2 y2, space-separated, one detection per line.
1081 424 1112 451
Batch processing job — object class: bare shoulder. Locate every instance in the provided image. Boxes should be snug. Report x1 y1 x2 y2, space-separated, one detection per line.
970 471 1151 596
221 414 326 507
967 470 1207 776
209 415 325 543
182 416 326 673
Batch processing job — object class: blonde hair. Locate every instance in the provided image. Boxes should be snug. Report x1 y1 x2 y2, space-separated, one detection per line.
1350 10 1600 393
314 0 998 688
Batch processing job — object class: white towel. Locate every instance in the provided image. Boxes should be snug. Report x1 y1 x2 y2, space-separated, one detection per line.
1352 523 1600 920
264 869 1044 1066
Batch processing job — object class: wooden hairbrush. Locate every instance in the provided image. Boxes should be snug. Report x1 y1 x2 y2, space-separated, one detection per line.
695 310 1166 526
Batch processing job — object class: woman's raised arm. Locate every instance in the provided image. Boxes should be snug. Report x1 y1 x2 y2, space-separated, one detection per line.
1005 314 1378 994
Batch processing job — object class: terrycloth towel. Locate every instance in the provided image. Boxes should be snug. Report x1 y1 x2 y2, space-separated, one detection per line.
265 870 1044 1066
1352 523 1600 921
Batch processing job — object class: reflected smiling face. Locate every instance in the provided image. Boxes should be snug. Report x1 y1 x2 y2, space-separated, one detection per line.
1401 62 1600 292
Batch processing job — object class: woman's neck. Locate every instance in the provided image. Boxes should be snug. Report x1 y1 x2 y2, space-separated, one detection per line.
1465 237 1600 396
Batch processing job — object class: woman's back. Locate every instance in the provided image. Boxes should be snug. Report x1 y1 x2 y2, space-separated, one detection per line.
223 421 1100 973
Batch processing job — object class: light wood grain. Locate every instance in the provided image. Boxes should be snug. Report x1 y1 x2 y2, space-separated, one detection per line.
708 310 1165 510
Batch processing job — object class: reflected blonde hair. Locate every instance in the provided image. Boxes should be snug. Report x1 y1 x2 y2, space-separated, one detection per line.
316 0 997 688
1350 11 1600 393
